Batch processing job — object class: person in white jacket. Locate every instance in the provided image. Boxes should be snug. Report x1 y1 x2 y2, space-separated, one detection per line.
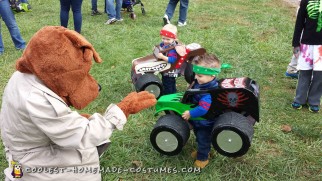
0 26 156 181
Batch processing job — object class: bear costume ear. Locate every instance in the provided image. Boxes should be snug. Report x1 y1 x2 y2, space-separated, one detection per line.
16 26 103 110
63 29 102 64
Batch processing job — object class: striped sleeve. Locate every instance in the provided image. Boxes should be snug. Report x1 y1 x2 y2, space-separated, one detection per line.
167 49 178 64
189 94 212 118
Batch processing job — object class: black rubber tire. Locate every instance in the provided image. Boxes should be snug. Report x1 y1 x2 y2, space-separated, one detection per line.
184 62 195 84
150 114 190 156
134 73 163 99
211 112 254 157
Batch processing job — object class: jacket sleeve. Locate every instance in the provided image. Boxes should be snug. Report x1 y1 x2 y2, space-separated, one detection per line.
292 0 307 47
25 91 127 149
167 49 178 64
189 94 212 118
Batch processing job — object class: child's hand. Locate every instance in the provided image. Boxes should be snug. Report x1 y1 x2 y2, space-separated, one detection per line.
293 46 300 58
157 53 165 60
182 111 191 121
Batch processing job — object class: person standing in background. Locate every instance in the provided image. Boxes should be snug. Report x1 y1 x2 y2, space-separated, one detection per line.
0 0 26 55
91 0 102 16
163 0 189 27
60 0 83 33
291 0 322 113
104 0 122 24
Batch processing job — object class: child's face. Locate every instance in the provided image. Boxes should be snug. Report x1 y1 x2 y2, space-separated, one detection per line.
195 74 215 85
161 36 175 45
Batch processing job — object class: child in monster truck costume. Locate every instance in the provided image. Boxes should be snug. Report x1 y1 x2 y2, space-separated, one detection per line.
182 53 221 168
156 24 185 95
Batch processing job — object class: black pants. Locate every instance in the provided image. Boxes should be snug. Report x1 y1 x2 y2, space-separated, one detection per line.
294 70 322 105
162 75 176 95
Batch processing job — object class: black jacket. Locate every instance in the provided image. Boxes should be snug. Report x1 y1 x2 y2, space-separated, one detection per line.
292 0 322 47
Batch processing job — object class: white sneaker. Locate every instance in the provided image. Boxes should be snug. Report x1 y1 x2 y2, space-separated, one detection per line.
105 18 117 25
163 14 170 25
178 21 187 27
116 18 123 22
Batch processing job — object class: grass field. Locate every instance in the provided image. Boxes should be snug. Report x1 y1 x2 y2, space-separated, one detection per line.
0 0 321 180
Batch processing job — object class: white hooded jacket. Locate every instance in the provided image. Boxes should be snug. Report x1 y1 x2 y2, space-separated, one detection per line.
0 71 127 180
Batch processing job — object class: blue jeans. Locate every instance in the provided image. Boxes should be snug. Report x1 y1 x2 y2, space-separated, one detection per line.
161 75 176 95
60 0 83 33
105 0 122 19
165 0 189 23
190 120 214 161
92 0 97 10
0 0 26 53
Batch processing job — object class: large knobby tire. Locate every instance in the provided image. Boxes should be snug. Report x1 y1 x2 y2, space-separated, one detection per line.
134 73 163 99
211 112 254 157
150 114 190 156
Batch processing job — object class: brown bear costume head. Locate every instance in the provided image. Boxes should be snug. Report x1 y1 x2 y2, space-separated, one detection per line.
16 26 102 109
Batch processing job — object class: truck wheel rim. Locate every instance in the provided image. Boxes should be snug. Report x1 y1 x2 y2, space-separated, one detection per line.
145 84 160 98
155 131 178 152
216 130 243 153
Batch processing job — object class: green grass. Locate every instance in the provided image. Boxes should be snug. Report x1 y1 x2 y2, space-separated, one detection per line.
0 0 321 180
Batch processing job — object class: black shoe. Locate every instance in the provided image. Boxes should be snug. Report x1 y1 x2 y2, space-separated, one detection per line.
91 10 102 16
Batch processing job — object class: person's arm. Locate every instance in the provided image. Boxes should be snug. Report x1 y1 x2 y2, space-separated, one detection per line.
157 49 178 63
167 49 178 63
157 53 168 61
188 94 212 118
26 90 155 149
26 91 127 149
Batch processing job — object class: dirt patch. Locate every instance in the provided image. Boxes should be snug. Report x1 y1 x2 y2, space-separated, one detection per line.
283 0 299 7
